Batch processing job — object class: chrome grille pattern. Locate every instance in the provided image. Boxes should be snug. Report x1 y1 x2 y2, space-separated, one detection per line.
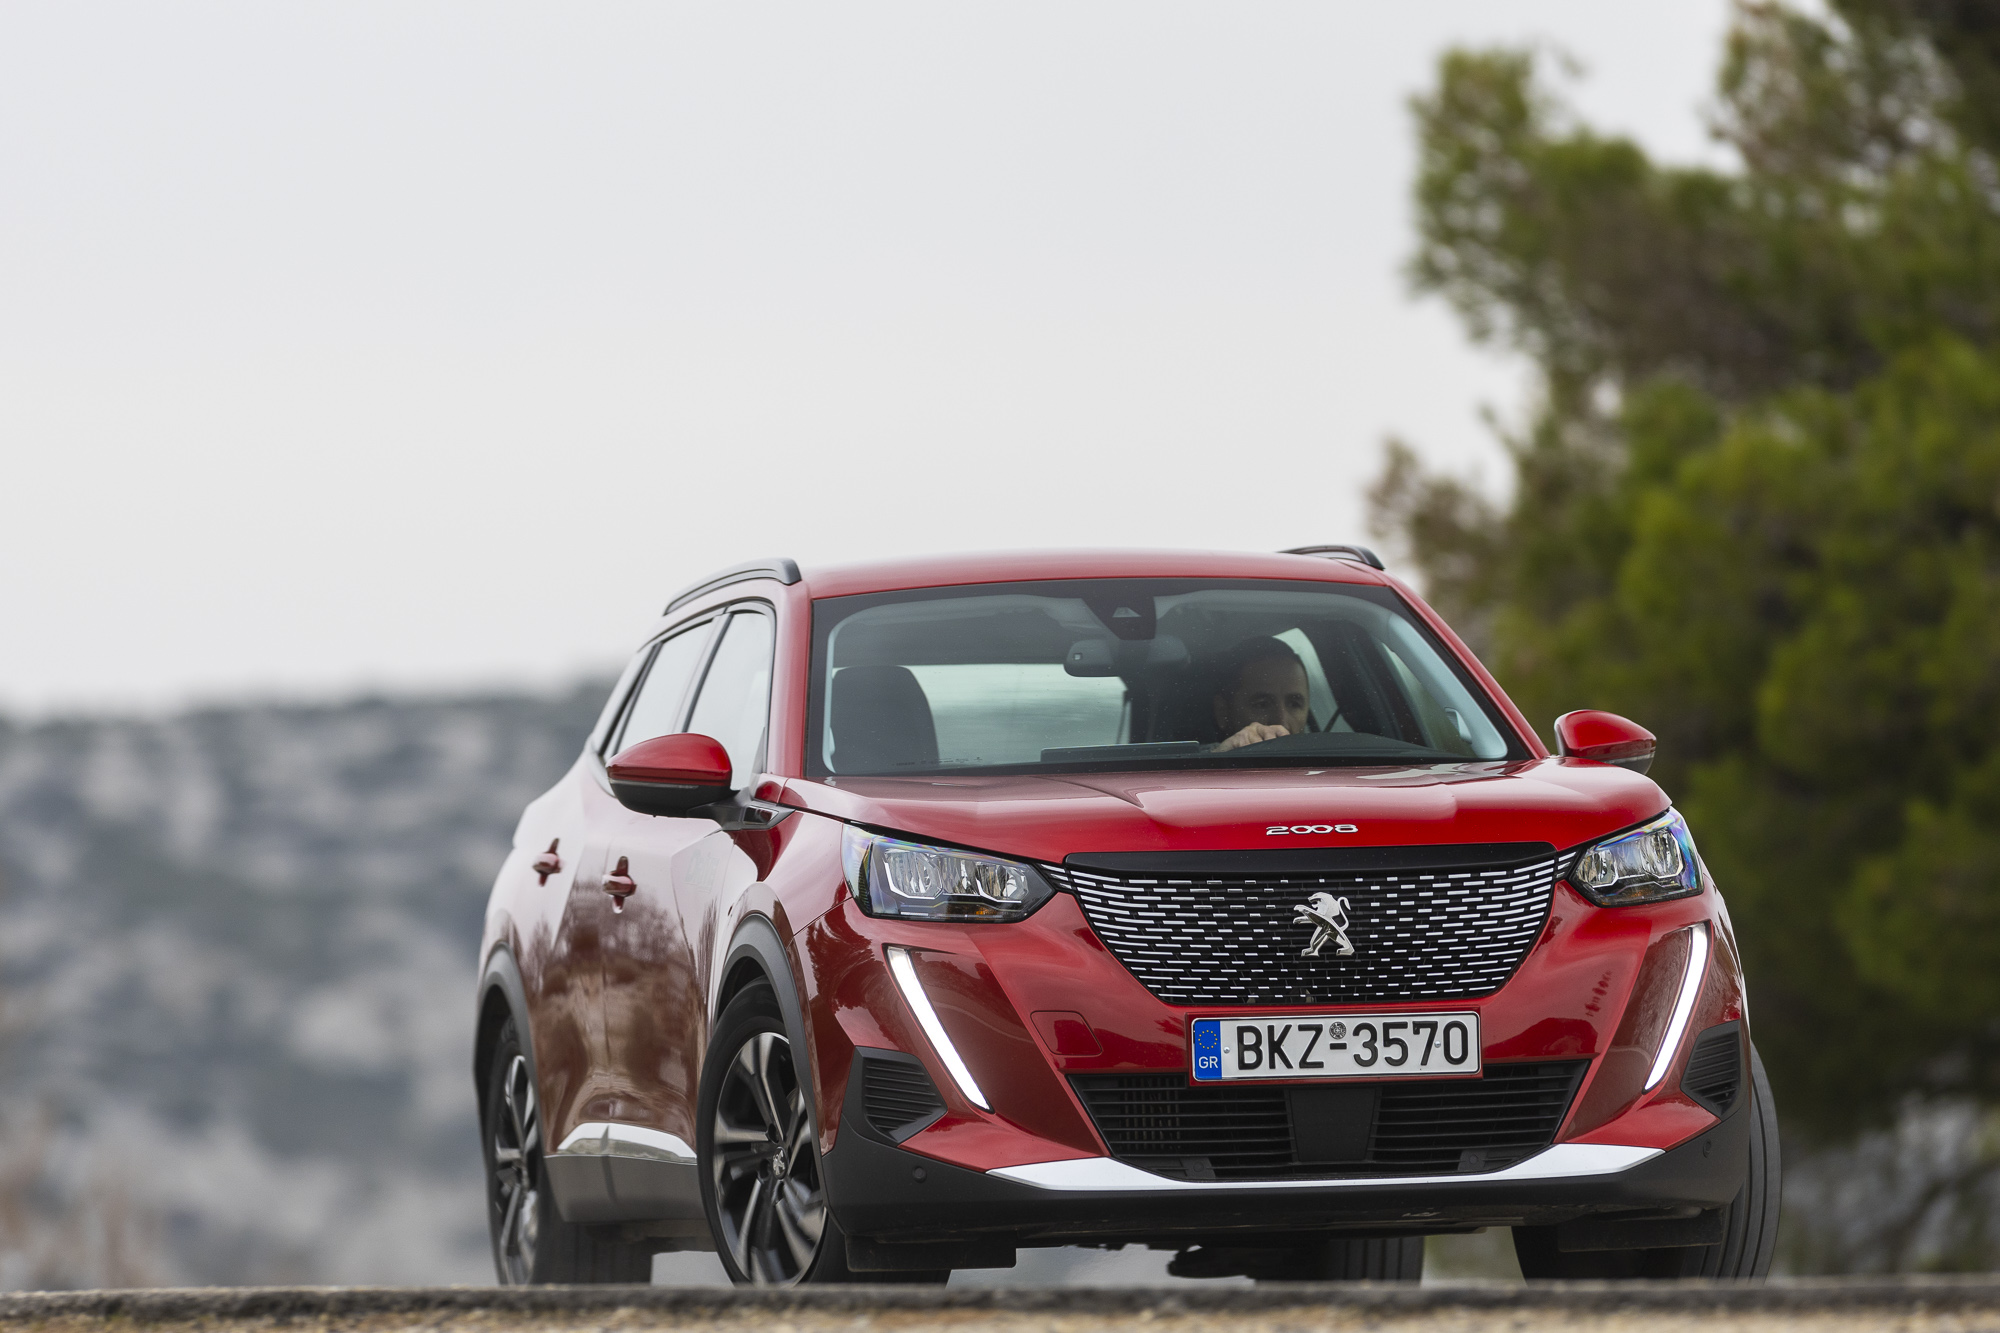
1058 849 1558 1007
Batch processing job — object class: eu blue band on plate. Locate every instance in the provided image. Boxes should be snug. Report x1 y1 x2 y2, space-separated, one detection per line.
1191 1019 1222 1081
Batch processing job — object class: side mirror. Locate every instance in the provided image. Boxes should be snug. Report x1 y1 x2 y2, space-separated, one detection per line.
1552 711 1657 775
607 733 735 816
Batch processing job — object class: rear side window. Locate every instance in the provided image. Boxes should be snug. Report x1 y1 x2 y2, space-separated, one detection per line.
609 621 716 756
687 610 776 787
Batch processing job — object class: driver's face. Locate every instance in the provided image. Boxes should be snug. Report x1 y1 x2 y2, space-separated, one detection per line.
1214 658 1310 738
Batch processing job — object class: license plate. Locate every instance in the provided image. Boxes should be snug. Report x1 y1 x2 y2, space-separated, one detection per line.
1190 1012 1481 1082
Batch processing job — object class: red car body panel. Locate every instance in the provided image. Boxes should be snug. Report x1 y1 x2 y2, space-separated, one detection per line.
779 760 1664 865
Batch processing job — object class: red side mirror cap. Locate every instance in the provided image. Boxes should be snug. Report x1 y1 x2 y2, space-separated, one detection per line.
1552 710 1657 775
607 733 735 816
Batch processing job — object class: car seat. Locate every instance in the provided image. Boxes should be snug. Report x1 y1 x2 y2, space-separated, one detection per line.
829 665 940 773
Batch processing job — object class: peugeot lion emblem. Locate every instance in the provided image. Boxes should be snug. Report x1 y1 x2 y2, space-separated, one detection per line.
1293 892 1355 958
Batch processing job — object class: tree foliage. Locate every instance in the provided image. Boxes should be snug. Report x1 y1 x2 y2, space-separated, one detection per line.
1376 2 2000 1136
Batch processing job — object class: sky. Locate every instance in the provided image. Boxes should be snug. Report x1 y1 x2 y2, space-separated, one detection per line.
0 2 1735 713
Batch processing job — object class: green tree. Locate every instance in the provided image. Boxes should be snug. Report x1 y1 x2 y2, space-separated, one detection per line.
1375 2 2000 1137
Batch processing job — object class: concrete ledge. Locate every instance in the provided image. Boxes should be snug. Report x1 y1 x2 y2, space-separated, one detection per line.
4 1278 2000 1322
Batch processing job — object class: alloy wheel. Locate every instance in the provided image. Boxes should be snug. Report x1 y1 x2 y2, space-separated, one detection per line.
490 1053 542 1283
710 1030 826 1284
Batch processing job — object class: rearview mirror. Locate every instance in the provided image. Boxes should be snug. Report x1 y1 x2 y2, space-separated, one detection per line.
1552 711 1656 775
1063 635 1189 677
607 733 735 816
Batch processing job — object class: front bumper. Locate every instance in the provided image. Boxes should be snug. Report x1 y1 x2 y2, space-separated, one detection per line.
804 863 1749 1251
822 1092 1749 1245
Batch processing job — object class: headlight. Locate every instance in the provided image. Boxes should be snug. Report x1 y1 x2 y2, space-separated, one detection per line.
1567 810 1703 906
842 826 1055 922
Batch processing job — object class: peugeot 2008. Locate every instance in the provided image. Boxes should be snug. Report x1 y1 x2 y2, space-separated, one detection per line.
474 548 1777 1285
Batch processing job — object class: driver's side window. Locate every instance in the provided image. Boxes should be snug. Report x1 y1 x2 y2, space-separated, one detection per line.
607 620 717 757
686 609 776 788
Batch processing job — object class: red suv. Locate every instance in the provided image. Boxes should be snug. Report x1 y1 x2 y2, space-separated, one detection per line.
474 549 1778 1286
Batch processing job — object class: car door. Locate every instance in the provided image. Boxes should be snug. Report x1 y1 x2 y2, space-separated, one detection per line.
546 614 721 1223
598 606 776 1150
513 648 650 1154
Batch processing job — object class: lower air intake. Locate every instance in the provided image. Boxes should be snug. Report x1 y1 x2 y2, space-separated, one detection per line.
859 1053 946 1142
1070 1061 1588 1181
1681 1021 1743 1117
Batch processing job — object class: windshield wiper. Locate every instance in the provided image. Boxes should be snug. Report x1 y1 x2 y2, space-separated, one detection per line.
1040 741 1204 763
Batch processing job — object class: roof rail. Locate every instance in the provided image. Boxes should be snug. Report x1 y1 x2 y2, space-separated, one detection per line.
1281 544 1385 570
664 558 802 614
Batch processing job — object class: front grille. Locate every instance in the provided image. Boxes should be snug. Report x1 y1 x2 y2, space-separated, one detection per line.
1681 1021 1743 1116
1071 1061 1588 1181
1057 844 1558 1007
860 1055 946 1141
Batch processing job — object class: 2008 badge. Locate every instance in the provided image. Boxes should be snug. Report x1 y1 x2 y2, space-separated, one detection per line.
1266 823 1359 835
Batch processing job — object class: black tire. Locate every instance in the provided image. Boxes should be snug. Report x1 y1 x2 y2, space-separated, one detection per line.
482 1017 653 1284
699 983 945 1285
1514 1042 1781 1279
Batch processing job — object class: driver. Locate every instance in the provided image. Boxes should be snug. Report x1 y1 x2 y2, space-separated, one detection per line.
1212 636 1313 752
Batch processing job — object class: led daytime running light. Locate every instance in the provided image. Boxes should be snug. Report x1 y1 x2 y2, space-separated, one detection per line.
1644 923 1711 1092
885 945 990 1110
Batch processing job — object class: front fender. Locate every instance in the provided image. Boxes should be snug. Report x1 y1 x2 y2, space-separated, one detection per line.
716 914 820 1145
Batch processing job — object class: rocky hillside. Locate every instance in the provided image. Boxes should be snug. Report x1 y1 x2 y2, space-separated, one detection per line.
0 685 608 1288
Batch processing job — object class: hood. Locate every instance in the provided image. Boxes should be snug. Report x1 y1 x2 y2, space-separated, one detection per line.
777 759 1669 864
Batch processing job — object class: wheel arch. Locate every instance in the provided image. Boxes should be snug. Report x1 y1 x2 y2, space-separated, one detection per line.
475 943 534 1117
714 913 818 1139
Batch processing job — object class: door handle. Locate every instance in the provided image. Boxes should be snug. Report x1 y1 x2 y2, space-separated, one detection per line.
532 839 563 885
605 855 637 913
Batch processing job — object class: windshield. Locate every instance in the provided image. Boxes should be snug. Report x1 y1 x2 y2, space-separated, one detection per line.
806 579 1521 776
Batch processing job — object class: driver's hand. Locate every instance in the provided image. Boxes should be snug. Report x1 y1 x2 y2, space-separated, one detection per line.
1217 722 1290 752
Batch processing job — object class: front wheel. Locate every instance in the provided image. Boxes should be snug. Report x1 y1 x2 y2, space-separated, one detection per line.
1514 1042 1781 1279
700 983 954 1284
698 984 836 1283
